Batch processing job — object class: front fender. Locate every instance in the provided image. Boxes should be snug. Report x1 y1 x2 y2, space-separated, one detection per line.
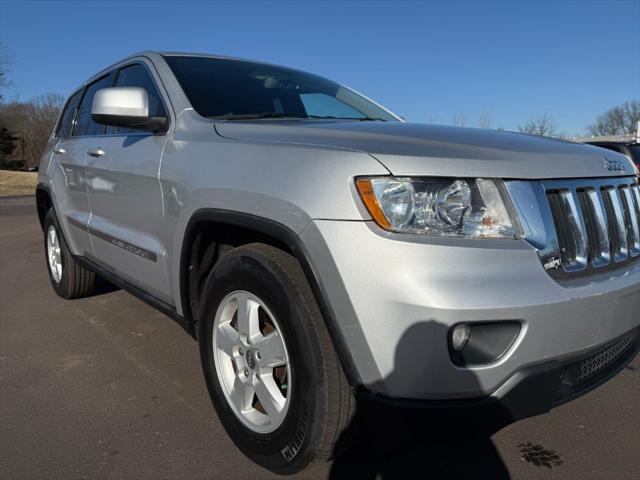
159 128 389 314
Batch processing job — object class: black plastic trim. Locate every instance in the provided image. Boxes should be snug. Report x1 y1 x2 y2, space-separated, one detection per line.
40 201 190 335
52 88 84 140
356 361 562 437
35 183 52 230
72 70 115 137
74 255 191 335
447 320 522 367
179 209 362 386
66 215 158 262
554 327 640 406
358 328 639 433
92 114 168 134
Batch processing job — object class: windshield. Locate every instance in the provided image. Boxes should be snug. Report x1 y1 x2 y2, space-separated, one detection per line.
164 55 398 121
627 145 640 167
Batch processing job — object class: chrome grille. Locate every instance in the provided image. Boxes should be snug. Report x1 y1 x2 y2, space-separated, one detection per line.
543 178 640 276
505 177 640 279
577 188 610 268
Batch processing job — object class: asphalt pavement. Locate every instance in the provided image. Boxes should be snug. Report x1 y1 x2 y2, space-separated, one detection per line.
1 196 638 479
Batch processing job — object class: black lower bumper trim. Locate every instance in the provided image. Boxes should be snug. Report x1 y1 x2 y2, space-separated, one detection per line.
554 327 640 406
357 327 640 436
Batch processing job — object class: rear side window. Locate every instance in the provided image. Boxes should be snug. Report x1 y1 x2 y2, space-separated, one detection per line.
55 90 82 138
74 73 114 137
106 63 167 135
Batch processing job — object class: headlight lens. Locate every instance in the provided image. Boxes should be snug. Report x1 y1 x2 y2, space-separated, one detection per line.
379 179 415 227
356 177 516 238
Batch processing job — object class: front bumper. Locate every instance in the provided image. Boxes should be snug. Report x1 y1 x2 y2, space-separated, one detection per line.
357 327 639 433
300 219 640 400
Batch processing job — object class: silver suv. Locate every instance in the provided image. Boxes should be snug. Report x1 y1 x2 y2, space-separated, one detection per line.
37 52 640 474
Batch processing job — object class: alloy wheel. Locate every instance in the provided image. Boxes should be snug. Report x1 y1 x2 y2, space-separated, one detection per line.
212 290 291 433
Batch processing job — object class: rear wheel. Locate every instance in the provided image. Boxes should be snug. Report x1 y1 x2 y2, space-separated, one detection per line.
44 209 95 299
198 243 354 474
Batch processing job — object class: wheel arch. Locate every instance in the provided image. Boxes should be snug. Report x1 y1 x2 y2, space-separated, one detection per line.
35 183 53 231
179 208 361 386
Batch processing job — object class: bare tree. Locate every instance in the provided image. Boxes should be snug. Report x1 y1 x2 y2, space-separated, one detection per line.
0 42 13 99
587 100 639 136
0 125 16 167
0 45 66 169
452 111 466 127
518 114 557 137
0 93 64 167
478 111 492 129
0 42 17 167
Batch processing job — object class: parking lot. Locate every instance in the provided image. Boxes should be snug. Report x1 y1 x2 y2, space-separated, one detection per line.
1 195 638 479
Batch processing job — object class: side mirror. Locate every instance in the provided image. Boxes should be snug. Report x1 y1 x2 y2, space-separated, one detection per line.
91 87 167 133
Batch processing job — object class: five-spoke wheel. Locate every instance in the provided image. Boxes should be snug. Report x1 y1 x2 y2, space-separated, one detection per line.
43 209 96 299
213 290 291 433
198 243 354 474
46 225 63 283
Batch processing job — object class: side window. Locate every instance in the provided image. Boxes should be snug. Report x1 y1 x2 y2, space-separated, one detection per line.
55 90 82 139
300 93 365 119
74 73 114 137
107 63 167 135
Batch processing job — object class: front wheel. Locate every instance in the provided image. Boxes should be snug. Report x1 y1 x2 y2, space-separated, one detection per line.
198 243 354 474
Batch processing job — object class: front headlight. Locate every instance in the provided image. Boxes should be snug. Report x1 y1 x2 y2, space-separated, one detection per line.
355 177 516 238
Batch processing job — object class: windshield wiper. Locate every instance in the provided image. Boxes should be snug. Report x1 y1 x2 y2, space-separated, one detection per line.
211 112 309 120
308 115 387 122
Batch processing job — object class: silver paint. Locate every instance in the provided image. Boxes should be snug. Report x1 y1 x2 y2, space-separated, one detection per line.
38 51 640 401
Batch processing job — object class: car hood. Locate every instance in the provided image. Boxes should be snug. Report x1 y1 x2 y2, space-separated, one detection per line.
215 121 636 179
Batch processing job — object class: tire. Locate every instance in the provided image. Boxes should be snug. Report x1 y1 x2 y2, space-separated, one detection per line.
198 243 354 474
44 209 96 299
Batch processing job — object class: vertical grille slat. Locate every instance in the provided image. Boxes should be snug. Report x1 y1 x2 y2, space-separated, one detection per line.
602 186 629 262
631 185 640 225
546 189 588 271
578 189 610 267
620 186 640 257
547 191 573 264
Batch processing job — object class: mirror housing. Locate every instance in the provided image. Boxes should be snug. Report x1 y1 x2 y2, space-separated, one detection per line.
91 87 167 133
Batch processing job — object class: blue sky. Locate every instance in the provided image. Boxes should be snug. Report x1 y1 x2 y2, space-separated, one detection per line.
1 0 638 135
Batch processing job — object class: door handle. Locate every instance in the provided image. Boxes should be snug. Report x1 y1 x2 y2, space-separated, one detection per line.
53 147 66 155
87 148 105 157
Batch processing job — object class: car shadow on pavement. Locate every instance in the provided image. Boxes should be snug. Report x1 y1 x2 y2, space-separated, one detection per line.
330 437 509 479
329 321 512 479
93 274 120 296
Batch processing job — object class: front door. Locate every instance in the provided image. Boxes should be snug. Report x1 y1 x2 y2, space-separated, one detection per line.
85 62 172 302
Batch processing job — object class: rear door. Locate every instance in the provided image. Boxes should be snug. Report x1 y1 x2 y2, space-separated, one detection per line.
85 61 173 303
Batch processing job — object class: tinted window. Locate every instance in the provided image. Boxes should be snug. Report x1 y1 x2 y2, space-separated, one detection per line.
164 56 396 121
626 145 640 167
55 90 82 138
300 93 365 119
107 63 167 135
593 144 623 154
74 73 114 136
